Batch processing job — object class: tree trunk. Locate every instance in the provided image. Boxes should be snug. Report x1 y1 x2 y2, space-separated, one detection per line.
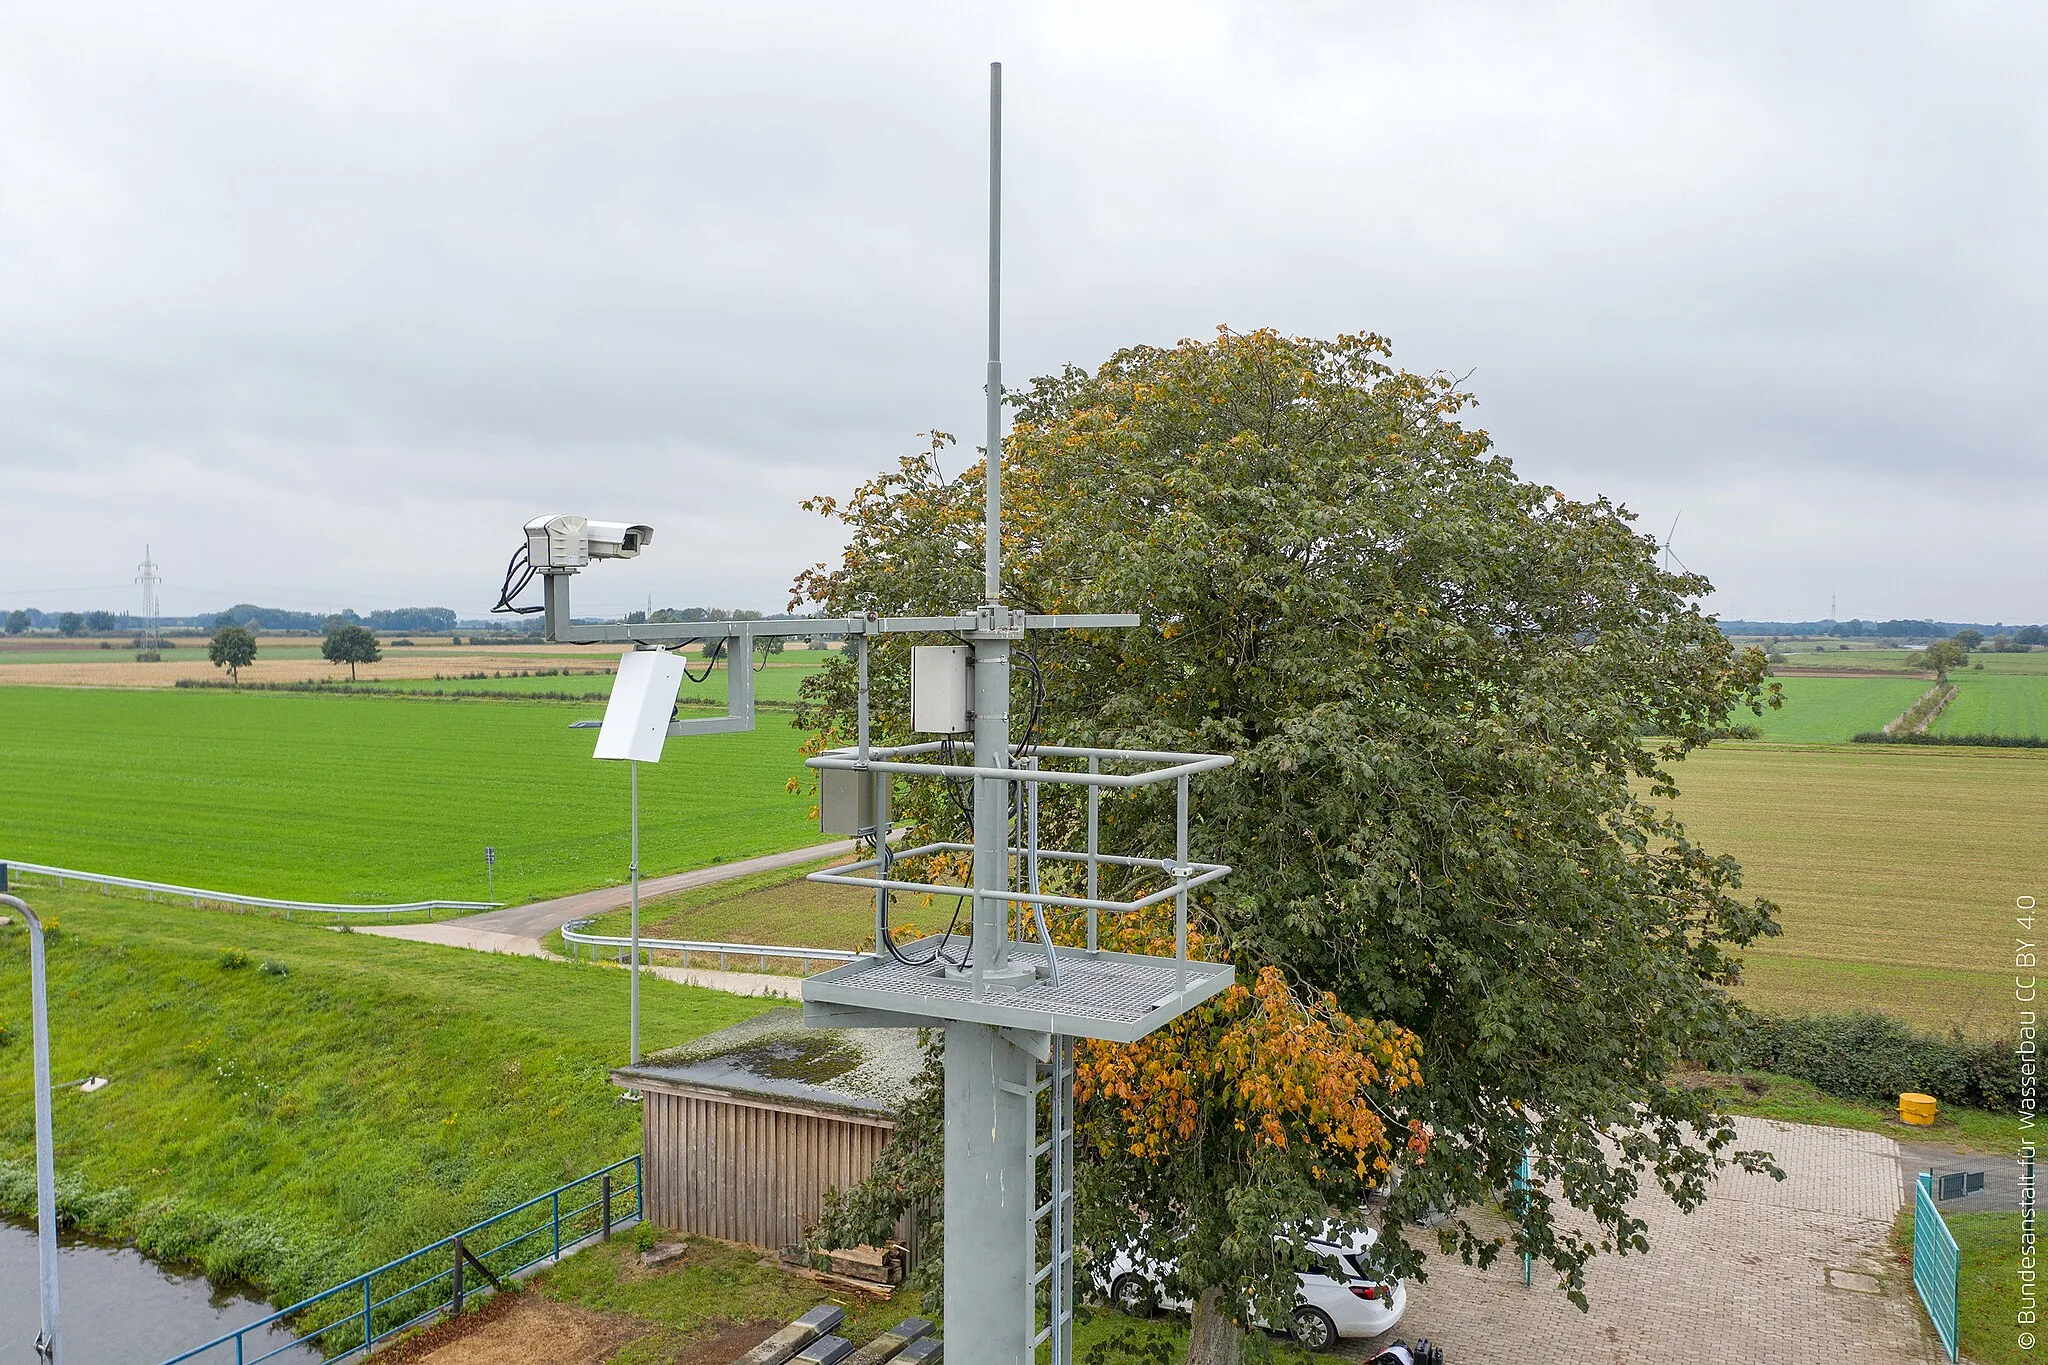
1186 1287 1243 1365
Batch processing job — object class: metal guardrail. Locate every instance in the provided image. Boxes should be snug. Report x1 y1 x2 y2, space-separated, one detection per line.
559 916 856 976
157 1155 641 1365
2 861 499 921
1913 1170 1960 1361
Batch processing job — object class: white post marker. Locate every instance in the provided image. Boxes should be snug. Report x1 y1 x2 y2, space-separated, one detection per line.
592 648 688 1065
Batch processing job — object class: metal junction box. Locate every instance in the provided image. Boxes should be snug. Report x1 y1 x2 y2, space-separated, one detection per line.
819 765 878 835
910 646 970 734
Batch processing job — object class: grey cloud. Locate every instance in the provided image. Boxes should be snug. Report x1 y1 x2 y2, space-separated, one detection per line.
0 2 2041 621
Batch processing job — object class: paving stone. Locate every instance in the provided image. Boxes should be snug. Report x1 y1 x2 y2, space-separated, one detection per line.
1345 1118 1944 1364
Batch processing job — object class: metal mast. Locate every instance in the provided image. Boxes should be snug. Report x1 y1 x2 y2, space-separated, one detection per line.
135 546 161 656
945 61 1040 1363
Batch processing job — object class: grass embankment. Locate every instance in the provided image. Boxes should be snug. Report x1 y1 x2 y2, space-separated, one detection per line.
0 685 830 904
0 886 778 1305
1668 743 2048 1032
546 858 966 968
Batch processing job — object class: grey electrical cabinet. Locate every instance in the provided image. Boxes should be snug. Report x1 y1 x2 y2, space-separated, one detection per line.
819 765 877 835
910 646 971 734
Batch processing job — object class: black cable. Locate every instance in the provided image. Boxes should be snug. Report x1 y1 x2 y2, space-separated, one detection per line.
677 637 728 683
490 544 544 615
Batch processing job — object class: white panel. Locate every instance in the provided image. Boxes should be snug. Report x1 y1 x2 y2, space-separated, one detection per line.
911 645 970 734
594 650 688 762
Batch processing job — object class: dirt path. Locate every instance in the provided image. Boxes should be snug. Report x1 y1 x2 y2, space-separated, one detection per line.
380 1295 646 1364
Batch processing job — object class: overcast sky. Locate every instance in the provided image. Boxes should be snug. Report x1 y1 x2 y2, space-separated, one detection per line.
2 2 2041 624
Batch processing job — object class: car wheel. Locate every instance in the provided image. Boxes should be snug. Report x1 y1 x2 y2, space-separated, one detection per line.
1290 1306 1337 1351
1112 1273 1157 1318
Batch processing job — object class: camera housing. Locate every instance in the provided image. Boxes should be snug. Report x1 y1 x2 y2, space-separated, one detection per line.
524 514 655 570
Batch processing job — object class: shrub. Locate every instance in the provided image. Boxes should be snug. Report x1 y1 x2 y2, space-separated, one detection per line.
258 959 289 977
1733 1009 2017 1112
217 948 251 970
632 1220 662 1252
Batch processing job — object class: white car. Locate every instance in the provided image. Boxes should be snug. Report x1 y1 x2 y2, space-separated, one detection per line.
1099 1225 1407 1350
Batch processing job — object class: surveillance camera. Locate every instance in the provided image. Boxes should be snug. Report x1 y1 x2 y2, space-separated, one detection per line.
524 514 655 570
585 520 655 560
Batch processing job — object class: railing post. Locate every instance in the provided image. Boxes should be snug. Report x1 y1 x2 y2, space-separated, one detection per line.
602 1174 613 1241
553 1191 562 1260
363 1275 373 1352
635 1155 643 1220
452 1235 465 1315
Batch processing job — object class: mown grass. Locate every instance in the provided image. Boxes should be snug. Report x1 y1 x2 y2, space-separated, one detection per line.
1749 675 1931 742
1668 743 2048 1034
1893 1205 2033 1365
0 885 777 1308
545 858 968 965
0 686 830 904
1932 673 2048 740
1704 1071 2012 1153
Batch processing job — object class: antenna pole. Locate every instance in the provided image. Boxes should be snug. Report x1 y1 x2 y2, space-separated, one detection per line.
984 61 1003 604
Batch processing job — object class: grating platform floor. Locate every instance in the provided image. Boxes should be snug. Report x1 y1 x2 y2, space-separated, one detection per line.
800 938 1235 1043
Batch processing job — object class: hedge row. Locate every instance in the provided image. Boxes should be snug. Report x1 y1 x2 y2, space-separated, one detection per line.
1732 1010 2020 1113
1851 730 2048 748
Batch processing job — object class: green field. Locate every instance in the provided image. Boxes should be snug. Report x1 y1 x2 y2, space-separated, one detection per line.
1748 675 1930 742
0 886 776 1303
1932 672 2048 739
1668 742 2048 1032
0 686 830 904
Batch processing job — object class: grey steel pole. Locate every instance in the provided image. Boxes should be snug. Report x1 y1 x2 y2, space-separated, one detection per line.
629 760 641 1065
944 60 1035 1365
984 60 1003 605
3 892 59 1365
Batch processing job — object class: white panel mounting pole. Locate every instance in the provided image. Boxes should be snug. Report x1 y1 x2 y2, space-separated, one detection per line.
630 759 641 1065
3 892 60 1365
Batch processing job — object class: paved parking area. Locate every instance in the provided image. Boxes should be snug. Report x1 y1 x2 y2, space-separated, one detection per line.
1369 1118 1945 1364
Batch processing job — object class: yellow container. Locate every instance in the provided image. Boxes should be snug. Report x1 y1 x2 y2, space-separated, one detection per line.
1899 1092 1937 1126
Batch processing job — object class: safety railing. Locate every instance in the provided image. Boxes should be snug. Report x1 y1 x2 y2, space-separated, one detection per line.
157 1155 641 1365
559 917 855 976
1913 1171 1959 1362
1 861 498 921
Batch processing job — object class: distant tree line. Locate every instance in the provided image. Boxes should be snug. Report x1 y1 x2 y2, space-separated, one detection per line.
3 603 461 635
1721 617 2046 639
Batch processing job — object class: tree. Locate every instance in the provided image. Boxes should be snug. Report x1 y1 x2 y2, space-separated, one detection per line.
321 624 381 680
84 610 118 632
207 625 258 685
3 611 26 635
1952 628 1983 652
794 329 1782 1355
2016 626 2046 648
1910 639 1966 683
58 612 84 636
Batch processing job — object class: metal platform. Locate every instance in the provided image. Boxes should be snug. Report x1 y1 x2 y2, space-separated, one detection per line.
800 937 1235 1043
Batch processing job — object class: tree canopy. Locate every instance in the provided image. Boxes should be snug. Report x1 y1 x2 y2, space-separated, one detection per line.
208 625 258 685
321 624 381 680
795 329 1783 1352
1911 639 1966 683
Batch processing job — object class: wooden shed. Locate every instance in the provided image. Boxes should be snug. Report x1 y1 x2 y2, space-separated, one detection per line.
613 1007 924 1253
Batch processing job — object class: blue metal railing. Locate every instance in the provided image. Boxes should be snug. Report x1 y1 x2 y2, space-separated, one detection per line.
157 1155 641 1364
1912 1171 1959 1362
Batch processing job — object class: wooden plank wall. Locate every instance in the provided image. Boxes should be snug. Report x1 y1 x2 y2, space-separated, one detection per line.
643 1085 896 1250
